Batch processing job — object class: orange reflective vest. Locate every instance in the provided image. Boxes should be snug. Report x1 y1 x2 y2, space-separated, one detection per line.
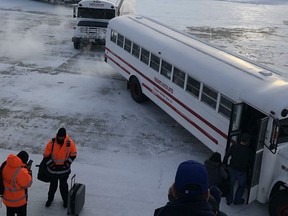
2 154 32 207
43 134 77 174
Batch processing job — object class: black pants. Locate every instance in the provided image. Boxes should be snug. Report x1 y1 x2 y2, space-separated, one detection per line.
6 204 27 216
48 174 69 203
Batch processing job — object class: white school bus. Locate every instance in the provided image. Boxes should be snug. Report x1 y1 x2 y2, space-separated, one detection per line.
105 15 288 215
72 0 124 49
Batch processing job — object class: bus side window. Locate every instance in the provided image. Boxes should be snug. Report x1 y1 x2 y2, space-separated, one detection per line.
124 38 132 53
132 43 140 59
150 53 160 72
218 95 233 118
110 30 117 43
173 67 185 88
161 60 172 80
186 75 201 98
117 34 124 48
201 85 218 109
140 48 150 65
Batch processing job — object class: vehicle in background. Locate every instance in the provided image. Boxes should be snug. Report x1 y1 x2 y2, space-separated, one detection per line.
72 0 124 49
105 15 288 216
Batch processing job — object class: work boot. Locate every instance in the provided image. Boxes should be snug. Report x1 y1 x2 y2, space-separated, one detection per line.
45 199 53 207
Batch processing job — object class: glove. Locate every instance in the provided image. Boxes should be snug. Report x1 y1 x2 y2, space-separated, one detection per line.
64 161 71 169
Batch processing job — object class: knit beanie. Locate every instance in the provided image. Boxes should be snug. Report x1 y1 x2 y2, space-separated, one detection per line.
57 127 66 137
17 151 29 164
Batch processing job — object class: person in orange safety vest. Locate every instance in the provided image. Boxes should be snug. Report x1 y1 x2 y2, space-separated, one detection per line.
2 151 32 216
42 127 77 208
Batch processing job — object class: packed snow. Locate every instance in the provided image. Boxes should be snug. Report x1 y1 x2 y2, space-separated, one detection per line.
1 0 288 215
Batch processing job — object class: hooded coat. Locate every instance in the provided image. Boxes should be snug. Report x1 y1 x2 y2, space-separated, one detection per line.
204 159 228 187
2 154 32 207
154 197 215 216
43 134 77 175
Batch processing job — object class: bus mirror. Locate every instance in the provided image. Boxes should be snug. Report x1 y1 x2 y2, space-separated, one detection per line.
281 109 288 117
269 121 279 153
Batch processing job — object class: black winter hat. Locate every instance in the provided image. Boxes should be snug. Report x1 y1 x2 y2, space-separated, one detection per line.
17 151 29 164
209 152 222 163
57 127 66 137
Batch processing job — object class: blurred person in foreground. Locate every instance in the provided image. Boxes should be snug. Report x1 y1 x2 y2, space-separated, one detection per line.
42 127 77 208
1 151 32 216
154 160 215 216
209 185 228 216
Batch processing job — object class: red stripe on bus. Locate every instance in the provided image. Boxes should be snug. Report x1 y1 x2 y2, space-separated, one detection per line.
105 48 227 141
143 83 218 144
105 54 130 75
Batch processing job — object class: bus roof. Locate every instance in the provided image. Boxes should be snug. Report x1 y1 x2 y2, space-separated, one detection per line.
78 0 120 7
108 15 288 119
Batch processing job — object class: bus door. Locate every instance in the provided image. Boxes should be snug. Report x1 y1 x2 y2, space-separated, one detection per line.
226 103 244 151
227 103 268 203
247 116 268 203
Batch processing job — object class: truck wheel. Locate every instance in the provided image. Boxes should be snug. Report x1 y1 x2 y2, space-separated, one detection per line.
129 77 147 103
74 42 80 49
269 189 288 216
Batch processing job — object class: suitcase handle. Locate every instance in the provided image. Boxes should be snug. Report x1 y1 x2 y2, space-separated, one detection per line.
70 174 76 189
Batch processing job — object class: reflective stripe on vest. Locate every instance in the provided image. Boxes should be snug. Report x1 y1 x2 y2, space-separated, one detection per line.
51 139 71 163
4 167 32 192
3 194 27 203
5 167 21 192
47 167 70 175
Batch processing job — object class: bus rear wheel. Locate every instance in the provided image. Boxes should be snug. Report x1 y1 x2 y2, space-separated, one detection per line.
129 77 147 103
269 189 288 216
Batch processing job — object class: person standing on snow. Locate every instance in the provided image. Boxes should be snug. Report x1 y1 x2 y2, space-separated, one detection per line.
2 151 33 216
42 127 77 208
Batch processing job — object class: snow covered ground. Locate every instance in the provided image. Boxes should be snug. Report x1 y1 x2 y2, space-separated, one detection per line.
0 0 288 215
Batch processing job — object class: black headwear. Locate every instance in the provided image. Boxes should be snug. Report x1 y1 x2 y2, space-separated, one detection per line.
17 151 29 164
57 127 66 137
209 152 222 163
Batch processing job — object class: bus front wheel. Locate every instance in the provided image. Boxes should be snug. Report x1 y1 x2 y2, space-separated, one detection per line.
269 189 288 216
129 77 147 103
74 42 81 49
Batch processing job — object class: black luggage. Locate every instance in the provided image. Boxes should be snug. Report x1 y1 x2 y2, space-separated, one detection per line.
67 174 85 215
36 158 53 183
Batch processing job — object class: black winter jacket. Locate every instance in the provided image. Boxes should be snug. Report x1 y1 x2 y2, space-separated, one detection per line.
154 197 215 216
204 160 228 187
223 143 253 172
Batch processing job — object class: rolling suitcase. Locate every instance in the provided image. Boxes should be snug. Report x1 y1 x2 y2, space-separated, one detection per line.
67 174 85 215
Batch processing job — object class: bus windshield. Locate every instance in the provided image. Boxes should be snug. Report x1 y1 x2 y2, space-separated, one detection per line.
78 8 115 19
278 118 288 144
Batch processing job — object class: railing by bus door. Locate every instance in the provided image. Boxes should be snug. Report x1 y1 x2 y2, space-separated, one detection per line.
226 103 244 150
247 117 269 203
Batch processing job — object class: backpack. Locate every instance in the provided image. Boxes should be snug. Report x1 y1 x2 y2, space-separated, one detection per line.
0 161 6 196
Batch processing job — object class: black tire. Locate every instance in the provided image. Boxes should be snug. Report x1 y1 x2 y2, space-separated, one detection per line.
129 77 147 103
269 189 288 216
74 42 80 49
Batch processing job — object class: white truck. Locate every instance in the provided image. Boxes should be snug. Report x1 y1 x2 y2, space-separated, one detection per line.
72 0 124 49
